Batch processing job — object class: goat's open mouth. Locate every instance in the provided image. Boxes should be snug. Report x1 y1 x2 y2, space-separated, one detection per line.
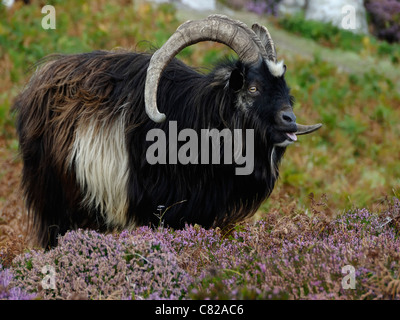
274 132 296 147
286 132 297 142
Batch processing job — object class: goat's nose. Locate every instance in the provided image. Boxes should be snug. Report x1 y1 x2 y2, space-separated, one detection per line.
279 110 296 126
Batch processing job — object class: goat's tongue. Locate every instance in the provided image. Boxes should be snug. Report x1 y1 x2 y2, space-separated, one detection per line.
286 132 297 141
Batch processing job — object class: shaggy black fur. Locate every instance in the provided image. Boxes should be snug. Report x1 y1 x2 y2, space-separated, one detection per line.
13 50 294 247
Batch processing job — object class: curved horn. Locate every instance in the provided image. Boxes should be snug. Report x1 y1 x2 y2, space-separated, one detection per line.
145 15 268 123
296 123 322 135
251 23 277 62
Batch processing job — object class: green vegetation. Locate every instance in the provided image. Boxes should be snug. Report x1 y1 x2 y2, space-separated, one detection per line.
268 51 400 214
0 0 231 132
277 13 400 64
1 0 399 218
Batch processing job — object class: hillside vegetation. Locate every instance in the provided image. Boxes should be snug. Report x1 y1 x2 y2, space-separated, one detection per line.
0 0 399 300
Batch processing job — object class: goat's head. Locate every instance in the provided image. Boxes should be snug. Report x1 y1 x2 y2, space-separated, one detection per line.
144 15 321 146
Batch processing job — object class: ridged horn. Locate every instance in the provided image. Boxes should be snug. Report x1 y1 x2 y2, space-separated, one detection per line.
145 14 268 123
251 23 277 62
296 123 323 135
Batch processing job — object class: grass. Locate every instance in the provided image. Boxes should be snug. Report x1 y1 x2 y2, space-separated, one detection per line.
1 0 399 215
0 0 400 300
270 51 400 213
277 12 400 64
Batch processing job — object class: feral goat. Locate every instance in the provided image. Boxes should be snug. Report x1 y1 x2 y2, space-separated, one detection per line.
13 15 321 247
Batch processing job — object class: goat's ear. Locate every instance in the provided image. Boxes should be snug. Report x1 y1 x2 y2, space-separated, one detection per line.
229 69 244 92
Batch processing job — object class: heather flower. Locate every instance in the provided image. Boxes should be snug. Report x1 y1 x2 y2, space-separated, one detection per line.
365 0 400 43
10 230 191 300
188 202 400 300
6 198 400 300
0 265 36 300
246 0 281 16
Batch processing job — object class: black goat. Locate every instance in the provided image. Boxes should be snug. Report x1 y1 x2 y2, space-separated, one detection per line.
13 15 321 247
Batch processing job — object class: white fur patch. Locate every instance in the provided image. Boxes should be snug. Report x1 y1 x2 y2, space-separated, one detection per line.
71 112 130 228
266 59 285 77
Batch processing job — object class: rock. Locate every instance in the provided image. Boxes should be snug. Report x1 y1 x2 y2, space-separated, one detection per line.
2 0 15 7
150 0 216 11
181 0 216 11
278 0 307 16
305 0 369 34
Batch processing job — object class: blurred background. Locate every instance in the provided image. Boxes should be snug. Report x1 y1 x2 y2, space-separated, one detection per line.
0 0 399 241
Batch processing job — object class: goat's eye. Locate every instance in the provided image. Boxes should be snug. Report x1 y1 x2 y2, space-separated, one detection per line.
248 86 258 93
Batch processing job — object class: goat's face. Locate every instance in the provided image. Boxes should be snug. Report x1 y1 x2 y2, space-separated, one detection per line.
144 15 321 137
229 59 311 148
